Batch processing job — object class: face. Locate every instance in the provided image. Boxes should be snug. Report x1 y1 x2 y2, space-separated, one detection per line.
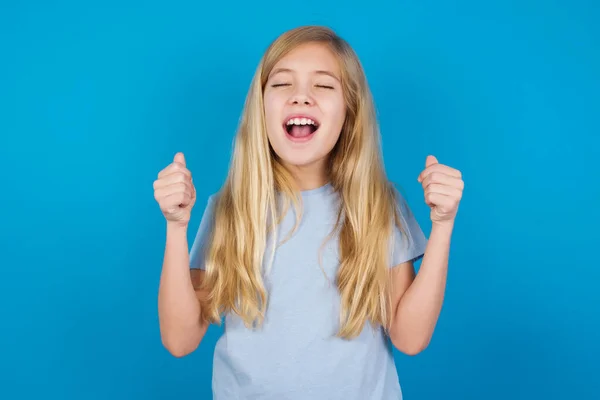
263 42 346 184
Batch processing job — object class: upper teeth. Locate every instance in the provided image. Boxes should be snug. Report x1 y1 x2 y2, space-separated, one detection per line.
286 118 316 126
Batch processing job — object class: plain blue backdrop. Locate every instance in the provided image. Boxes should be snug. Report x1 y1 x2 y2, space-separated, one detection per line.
1 0 598 399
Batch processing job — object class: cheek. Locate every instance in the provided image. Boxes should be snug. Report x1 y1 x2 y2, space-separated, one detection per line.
263 94 274 118
325 95 346 132
263 94 282 134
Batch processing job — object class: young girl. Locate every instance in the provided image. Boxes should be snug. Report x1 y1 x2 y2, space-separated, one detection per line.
154 26 464 400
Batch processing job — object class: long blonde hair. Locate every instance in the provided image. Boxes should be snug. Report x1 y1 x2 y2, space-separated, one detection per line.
200 26 405 339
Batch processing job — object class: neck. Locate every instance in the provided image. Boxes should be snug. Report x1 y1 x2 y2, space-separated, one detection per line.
284 161 329 191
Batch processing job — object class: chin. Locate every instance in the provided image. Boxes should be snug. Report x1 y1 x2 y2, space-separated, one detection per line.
277 151 325 169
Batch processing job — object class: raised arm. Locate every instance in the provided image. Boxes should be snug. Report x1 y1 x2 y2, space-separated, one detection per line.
388 155 463 355
154 152 210 357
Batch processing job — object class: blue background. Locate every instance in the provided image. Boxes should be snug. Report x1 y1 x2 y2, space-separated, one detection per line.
1 0 598 399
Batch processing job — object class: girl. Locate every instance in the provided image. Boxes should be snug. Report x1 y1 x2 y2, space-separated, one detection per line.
154 26 464 400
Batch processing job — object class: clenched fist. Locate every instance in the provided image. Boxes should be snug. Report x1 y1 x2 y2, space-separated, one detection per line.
154 152 196 226
417 155 464 228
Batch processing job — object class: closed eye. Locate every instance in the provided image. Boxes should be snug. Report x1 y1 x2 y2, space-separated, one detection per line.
271 83 290 88
316 84 335 89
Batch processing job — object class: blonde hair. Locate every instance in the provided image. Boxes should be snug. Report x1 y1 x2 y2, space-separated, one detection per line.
200 26 406 339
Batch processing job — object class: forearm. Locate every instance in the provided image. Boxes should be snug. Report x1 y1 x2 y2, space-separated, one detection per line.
391 223 452 354
158 223 207 357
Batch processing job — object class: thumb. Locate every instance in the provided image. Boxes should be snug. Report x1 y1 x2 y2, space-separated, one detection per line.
173 152 186 166
426 155 438 168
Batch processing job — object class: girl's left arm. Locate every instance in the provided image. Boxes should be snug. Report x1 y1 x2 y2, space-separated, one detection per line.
388 155 463 355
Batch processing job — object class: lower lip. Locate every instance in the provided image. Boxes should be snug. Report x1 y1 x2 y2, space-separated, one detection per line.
284 126 318 143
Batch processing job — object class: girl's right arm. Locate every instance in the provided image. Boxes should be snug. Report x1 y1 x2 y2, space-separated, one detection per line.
154 152 208 357
158 223 208 357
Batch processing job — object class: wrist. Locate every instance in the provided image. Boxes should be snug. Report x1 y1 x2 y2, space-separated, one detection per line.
431 220 454 236
166 221 189 234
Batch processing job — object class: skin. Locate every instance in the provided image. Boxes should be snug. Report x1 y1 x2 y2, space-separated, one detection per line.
155 42 464 358
388 155 463 355
263 42 346 191
155 153 207 357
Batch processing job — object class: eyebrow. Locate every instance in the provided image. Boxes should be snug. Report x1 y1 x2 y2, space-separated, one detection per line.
269 67 340 82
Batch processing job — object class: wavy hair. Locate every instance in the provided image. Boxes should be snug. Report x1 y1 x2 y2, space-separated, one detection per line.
199 26 405 339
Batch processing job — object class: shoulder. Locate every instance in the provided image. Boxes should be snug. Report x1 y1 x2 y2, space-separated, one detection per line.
389 183 414 218
388 182 428 265
199 191 221 215
192 191 221 236
189 191 221 269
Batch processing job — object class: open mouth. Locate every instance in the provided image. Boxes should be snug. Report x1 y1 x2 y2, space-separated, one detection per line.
283 116 320 140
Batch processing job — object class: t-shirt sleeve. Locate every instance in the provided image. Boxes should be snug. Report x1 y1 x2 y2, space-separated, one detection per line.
389 191 428 267
189 195 217 270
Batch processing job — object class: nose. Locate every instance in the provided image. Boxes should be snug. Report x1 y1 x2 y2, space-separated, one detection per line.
288 87 314 106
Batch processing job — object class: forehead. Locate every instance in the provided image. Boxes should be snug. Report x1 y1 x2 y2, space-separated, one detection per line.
270 42 341 77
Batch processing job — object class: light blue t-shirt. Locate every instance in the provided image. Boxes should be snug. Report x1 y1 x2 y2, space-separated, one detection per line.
189 182 427 400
